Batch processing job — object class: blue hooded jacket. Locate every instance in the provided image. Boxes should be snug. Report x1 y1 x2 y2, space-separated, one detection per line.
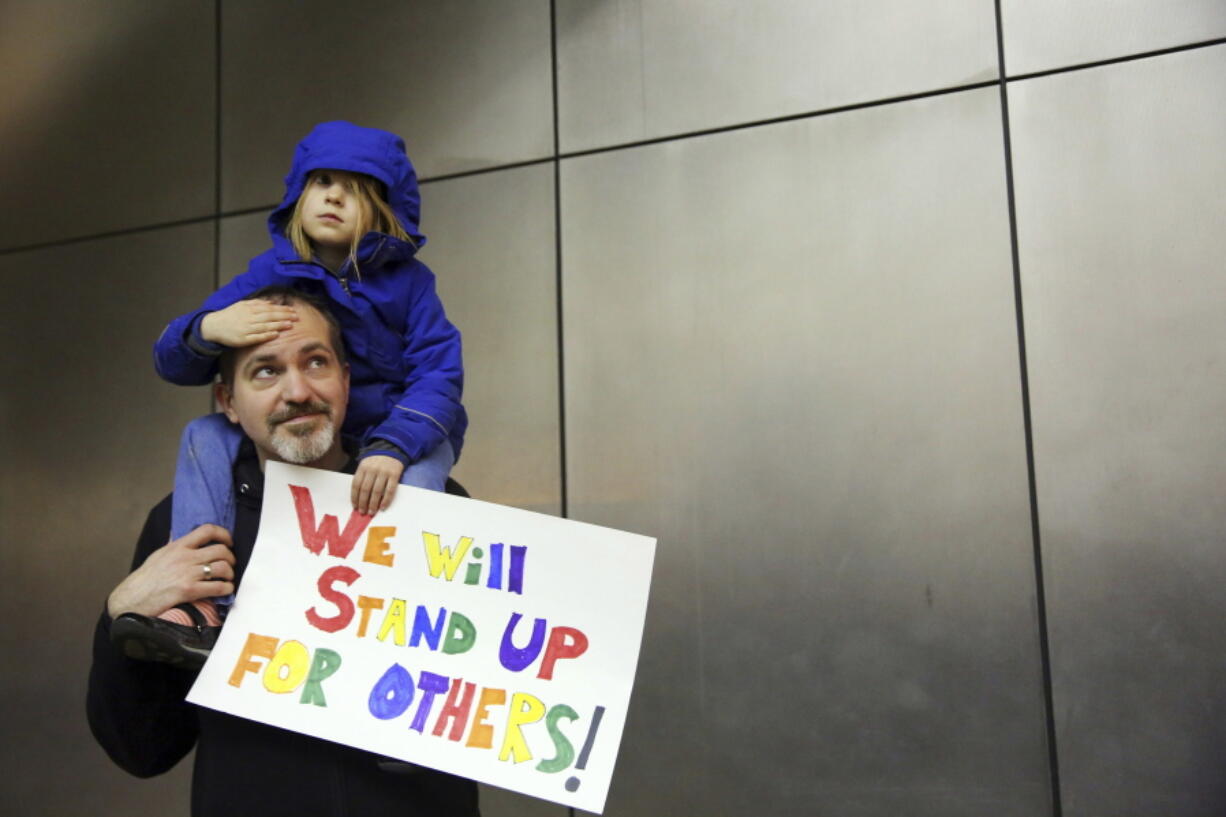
154 121 466 465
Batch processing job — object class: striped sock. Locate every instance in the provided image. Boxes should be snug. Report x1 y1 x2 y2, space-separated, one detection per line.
158 600 223 627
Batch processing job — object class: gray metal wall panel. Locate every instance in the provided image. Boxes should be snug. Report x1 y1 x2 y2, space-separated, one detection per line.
0 0 215 250
562 88 1049 816
1002 0 1226 76
218 210 268 287
0 224 214 816
555 0 998 153
1012 47 1226 816
419 165 561 519
221 0 553 211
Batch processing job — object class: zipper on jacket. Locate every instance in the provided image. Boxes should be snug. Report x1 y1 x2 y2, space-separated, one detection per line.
319 258 351 297
282 256 349 293
281 235 393 298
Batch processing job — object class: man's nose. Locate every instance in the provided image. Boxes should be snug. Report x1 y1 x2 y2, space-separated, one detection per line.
280 367 312 402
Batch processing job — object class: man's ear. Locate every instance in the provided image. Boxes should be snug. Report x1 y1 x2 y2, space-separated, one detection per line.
214 381 239 424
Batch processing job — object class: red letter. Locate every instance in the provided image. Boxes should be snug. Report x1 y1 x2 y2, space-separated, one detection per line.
290 484 373 558
432 678 478 742
538 626 589 681
306 565 360 633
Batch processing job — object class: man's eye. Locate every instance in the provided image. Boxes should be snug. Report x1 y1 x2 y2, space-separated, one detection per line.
253 366 277 379
307 356 329 369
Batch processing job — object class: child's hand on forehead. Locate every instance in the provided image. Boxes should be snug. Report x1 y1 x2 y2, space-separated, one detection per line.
200 298 299 347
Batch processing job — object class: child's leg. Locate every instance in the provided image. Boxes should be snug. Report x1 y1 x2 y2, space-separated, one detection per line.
399 439 456 493
172 412 242 538
162 413 243 627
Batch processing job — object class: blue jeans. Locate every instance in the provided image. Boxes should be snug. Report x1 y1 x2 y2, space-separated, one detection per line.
171 413 455 610
395 436 455 492
171 413 243 541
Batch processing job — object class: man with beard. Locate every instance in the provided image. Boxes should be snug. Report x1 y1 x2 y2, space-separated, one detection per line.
87 287 479 817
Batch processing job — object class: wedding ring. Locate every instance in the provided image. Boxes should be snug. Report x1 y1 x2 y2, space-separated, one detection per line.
202 563 213 579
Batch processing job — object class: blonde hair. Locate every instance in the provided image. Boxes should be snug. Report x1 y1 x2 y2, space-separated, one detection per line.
285 169 414 277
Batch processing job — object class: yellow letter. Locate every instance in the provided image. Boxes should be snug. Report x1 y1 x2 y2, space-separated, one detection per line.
499 692 546 763
263 640 311 694
422 531 473 581
377 598 408 646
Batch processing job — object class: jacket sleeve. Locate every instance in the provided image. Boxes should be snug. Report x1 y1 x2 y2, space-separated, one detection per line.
86 496 199 777
153 264 276 386
363 265 464 464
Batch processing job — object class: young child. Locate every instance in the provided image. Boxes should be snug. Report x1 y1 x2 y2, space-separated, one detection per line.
112 121 467 667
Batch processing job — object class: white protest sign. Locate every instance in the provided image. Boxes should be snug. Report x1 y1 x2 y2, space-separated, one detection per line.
188 461 655 813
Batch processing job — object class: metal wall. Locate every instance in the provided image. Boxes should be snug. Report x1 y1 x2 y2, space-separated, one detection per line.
2 1 1223 815
1011 44 1226 815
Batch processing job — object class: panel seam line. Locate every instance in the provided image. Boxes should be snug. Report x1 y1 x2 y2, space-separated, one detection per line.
996 2 1063 814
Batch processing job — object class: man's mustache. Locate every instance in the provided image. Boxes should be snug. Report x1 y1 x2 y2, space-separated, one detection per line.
267 401 332 428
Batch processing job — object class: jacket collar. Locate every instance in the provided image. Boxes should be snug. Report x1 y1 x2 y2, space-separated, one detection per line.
233 438 358 508
269 231 417 274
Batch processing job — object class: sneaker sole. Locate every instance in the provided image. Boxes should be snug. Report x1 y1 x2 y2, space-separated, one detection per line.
111 618 211 671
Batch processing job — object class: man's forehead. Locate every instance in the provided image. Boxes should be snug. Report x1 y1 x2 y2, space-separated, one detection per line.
242 339 332 366
235 308 337 369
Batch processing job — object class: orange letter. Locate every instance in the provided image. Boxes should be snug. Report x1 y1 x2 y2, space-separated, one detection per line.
356 595 385 638
228 633 278 687
363 526 397 567
465 687 507 749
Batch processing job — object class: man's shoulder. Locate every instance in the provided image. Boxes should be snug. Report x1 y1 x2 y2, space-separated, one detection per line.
147 492 173 527
128 492 174 570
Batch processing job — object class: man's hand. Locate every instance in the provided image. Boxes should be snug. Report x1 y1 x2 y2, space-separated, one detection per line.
200 299 298 347
107 524 236 619
352 455 405 516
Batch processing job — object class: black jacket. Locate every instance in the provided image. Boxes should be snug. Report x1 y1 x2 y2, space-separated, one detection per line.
86 443 480 817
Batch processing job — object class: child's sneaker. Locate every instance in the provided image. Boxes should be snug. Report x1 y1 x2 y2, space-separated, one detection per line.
111 605 219 670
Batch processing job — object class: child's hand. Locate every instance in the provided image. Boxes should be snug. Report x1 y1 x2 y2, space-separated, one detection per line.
200 299 298 347
352 455 405 515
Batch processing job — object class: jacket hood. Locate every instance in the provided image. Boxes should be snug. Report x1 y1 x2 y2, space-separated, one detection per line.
269 121 427 251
